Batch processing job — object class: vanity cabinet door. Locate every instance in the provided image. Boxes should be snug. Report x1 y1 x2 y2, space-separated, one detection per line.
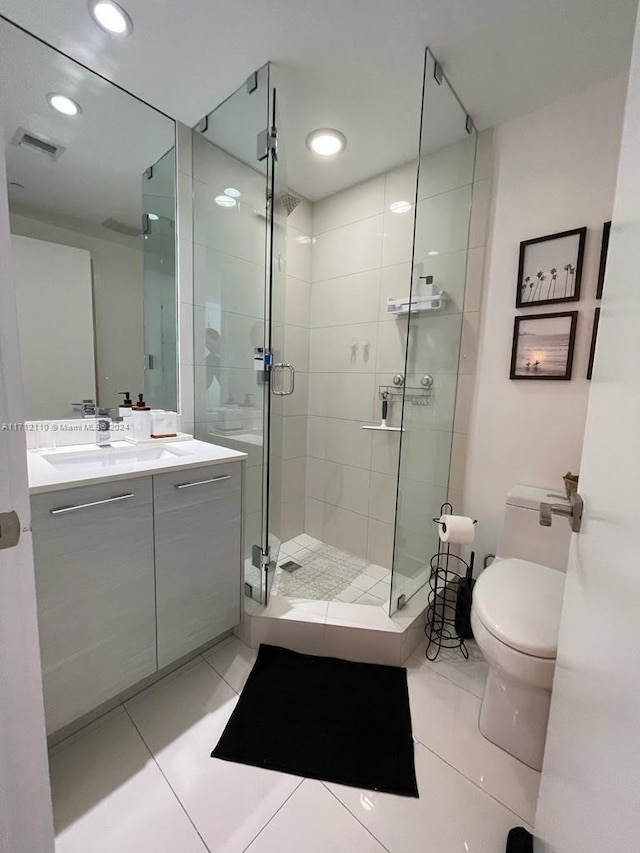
31 477 156 734
153 462 242 669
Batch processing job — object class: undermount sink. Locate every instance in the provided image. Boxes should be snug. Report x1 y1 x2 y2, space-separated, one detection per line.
40 444 191 472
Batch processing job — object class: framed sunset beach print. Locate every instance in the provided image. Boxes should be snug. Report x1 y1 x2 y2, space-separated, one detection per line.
510 311 578 380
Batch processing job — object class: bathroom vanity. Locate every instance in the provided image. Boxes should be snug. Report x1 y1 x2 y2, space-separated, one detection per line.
27 439 246 736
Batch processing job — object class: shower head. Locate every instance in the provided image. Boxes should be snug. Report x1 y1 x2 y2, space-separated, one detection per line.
278 192 302 216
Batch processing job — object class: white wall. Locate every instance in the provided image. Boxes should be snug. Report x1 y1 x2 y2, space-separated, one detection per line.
534 19 640 850
463 77 627 560
10 213 145 413
11 235 95 419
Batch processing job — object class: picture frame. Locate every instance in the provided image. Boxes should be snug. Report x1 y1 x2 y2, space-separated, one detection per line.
516 227 586 308
510 311 578 381
596 221 611 299
587 307 601 380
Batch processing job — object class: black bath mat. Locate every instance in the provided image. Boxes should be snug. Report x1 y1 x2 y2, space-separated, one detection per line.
211 644 419 797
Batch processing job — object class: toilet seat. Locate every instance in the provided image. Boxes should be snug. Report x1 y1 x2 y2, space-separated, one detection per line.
473 559 565 659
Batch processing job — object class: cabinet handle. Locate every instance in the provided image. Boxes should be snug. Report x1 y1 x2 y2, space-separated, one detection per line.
50 493 135 516
175 475 231 489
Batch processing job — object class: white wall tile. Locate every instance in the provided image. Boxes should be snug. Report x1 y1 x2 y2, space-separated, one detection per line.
285 276 311 328
418 136 476 200
306 457 371 516
474 128 495 183
367 519 395 569
307 416 373 470
313 216 384 281
307 372 376 422
378 262 412 321
311 270 381 328
384 162 418 210
459 311 480 375
287 197 313 235
469 179 492 249
179 301 194 365
314 176 385 236
178 239 194 305
463 245 485 313
286 227 313 281
282 415 308 460
282 457 306 503
381 209 414 267
369 471 397 524
309 323 378 373
414 185 473 258
176 121 193 178
305 497 368 558
453 373 475 435
283 324 310 372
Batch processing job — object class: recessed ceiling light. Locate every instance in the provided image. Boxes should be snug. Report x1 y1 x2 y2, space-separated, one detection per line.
428 250 440 256
148 213 159 221
89 0 133 36
215 195 237 208
389 200 411 214
47 93 82 116
306 128 346 157
224 187 241 198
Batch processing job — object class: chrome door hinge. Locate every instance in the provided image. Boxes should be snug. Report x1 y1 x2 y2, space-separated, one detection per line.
257 127 278 162
252 544 271 570
0 511 21 550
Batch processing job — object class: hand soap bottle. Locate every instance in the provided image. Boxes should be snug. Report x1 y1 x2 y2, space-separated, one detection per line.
131 393 151 441
118 391 134 419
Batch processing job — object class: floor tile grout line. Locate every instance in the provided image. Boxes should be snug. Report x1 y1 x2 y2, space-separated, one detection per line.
409 650 487 700
200 652 241 696
320 781 392 852
122 705 214 853
240 778 307 852
414 736 535 826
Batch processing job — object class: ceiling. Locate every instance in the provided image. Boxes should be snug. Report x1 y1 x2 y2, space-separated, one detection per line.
0 0 637 201
0 18 174 245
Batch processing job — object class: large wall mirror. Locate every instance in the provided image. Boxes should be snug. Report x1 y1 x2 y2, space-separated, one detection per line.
0 18 177 420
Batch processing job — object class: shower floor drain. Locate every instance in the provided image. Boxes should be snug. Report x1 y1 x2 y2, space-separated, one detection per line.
280 560 302 573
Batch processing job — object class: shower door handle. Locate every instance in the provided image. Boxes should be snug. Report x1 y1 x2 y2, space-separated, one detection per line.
272 363 295 396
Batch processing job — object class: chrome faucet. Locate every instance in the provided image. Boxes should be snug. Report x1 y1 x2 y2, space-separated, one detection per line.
539 492 584 533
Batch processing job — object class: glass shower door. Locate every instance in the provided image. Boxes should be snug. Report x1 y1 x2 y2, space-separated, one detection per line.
390 50 477 614
142 146 178 411
192 65 287 604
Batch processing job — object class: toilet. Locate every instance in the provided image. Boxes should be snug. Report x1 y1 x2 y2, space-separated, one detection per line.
471 485 572 771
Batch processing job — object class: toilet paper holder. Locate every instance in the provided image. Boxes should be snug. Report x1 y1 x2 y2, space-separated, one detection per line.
424 502 477 662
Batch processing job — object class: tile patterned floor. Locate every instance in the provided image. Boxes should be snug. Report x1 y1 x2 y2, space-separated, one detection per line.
49 635 539 853
272 535 392 606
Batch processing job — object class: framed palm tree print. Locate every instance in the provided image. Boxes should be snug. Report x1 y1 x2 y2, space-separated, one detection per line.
516 227 586 308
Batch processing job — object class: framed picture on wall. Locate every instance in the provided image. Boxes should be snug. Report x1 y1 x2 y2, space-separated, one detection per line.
516 227 587 307
587 307 601 380
510 311 578 380
596 221 611 299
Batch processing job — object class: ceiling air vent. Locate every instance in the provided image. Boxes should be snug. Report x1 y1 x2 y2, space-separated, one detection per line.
12 128 65 161
102 217 143 238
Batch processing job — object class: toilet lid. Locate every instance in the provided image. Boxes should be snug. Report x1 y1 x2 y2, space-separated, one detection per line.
473 559 565 658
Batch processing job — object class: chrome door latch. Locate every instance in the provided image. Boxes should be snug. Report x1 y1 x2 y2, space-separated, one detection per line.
0 510 21 550
539 492 583 533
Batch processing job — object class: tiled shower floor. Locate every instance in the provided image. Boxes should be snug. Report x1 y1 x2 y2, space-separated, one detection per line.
272 535 392 607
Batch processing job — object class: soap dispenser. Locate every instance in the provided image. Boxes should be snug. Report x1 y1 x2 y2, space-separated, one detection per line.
131 393 151 441
118 391 133 419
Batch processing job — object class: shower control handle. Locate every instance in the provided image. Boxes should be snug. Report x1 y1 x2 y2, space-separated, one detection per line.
382 399 388 421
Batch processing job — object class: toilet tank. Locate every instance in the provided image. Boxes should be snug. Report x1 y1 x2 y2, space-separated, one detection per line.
497 484 572 572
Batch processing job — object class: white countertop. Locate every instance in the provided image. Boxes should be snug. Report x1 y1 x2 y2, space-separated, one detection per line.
27 439 247 495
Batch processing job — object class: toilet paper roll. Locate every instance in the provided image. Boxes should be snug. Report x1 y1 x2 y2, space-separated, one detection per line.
438 514 475 544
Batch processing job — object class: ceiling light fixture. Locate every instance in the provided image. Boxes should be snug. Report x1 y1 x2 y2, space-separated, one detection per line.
47 93 82 116
389 200 411 214
306 128 346 157
89 0 133 36
215 195 236 208
224 187 241 198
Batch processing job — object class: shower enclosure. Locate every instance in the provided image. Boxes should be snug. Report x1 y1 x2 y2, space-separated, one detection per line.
192 50 477 613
